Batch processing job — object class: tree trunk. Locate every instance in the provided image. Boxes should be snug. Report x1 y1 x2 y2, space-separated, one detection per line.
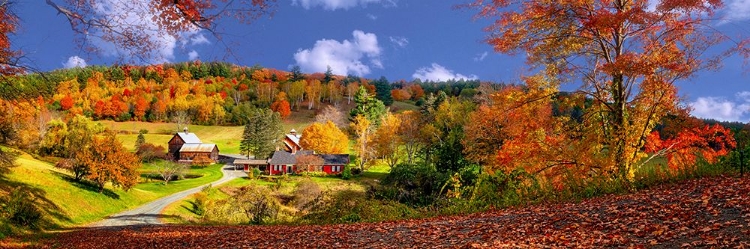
611 73 630 182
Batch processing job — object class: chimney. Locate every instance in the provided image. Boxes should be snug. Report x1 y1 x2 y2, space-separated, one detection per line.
289 129 297 136
183 126 188 134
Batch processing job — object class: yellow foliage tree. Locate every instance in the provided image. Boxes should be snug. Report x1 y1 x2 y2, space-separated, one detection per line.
299 121 348 154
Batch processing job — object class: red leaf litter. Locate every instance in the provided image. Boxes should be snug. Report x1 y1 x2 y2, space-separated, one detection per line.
7 176 750 248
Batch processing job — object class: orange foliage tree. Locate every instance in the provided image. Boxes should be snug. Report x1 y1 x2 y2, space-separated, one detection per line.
43 0 275 62
467 0 749 182
77 132 140 192
270 92 291 119
645 124 735 172
299 121 348 154
0 3 22 75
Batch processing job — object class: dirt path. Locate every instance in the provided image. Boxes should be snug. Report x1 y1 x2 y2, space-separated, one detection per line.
87 164 245 227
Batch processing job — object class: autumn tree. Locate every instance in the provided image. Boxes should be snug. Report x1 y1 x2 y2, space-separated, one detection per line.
468 0 749 182
288 80 306 110
305 79 322 110
372 113 402 168
0 2 22 76
645 124 735 172
156 160 187 185
396 110 423 165
299 121 349 154
295 154 324 173
351 115 375 171
270 92 291 119
77 132 140 192
240 108 283 159
42 0 275 62
315 105 347 129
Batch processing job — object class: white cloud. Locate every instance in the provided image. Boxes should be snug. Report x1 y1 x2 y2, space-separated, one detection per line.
293 30 382 76
63 56 87 68
188 50 200 61
689 92 750 122
190 34 210 46
87 0 208 64
474 51 489 62
367 13 378 20
412 63 478 82
724 0 750 22
389 36 408 48
292 0 394 10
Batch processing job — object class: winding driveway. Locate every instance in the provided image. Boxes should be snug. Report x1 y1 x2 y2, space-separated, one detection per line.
88 164 245 227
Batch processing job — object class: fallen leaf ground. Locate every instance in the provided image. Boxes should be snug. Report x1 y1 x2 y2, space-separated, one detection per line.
8 176 750 248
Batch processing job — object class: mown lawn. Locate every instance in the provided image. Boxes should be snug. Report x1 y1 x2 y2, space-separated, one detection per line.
100 120 314 155
2 151 224 227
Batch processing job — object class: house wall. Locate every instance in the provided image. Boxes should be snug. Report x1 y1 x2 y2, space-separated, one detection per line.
269 165 296 175
168 136 184 160
323 165 344 174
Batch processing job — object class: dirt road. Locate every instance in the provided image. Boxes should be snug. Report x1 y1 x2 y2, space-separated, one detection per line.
87 165 245 227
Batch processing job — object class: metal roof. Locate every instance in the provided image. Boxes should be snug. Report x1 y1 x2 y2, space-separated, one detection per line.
286 134 301 147
179 143 217 153
176 132 202 144
234 159 268 165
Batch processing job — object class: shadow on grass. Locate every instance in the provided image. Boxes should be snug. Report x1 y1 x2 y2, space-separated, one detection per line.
52 171 120 199
0 176 72 238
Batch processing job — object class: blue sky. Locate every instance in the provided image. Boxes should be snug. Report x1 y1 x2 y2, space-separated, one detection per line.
9 0 750 122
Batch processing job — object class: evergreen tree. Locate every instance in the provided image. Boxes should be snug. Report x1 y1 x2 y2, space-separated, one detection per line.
372 76 393 106
290 65 305 82
240 109 284 159
324 65 334 83
349 86 387 125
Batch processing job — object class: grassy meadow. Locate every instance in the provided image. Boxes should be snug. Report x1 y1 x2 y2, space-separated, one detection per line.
2 149 224 229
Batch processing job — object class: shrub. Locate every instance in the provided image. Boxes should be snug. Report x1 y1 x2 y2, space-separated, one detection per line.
136 143 166 162
234 186 281 224
379 163 449 206
303 190 418 224
252 168 262 179
192 155 213 167
1 187 42 228
292 179 323 213
300 171 327 177
192 193 209 217
341 166 352 180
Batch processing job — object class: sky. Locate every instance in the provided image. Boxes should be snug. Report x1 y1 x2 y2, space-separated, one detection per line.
9 0 750 123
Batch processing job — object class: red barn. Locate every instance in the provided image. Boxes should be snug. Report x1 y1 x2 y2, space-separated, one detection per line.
282 129 302 153
167 127 219 163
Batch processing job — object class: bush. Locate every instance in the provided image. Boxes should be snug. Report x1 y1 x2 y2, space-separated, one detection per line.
136 143 166 162
192 193 209 217
341 166 352 180
252 168 262 179
1 187 42 228
234 186 281 224
292 179 323 213
303 190 418 224
379 163 449 206
192 155 213 167
300 171 327 177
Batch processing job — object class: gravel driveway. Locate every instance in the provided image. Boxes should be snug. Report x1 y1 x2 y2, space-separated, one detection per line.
88 164 245 227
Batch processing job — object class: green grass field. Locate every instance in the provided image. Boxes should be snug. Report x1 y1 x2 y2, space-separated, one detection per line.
100 120 312 155
2 151 224 228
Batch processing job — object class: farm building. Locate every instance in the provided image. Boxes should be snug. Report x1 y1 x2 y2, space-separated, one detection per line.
234 159 269 172
168 127 219 163
282 129 302 153
266 150 349 175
